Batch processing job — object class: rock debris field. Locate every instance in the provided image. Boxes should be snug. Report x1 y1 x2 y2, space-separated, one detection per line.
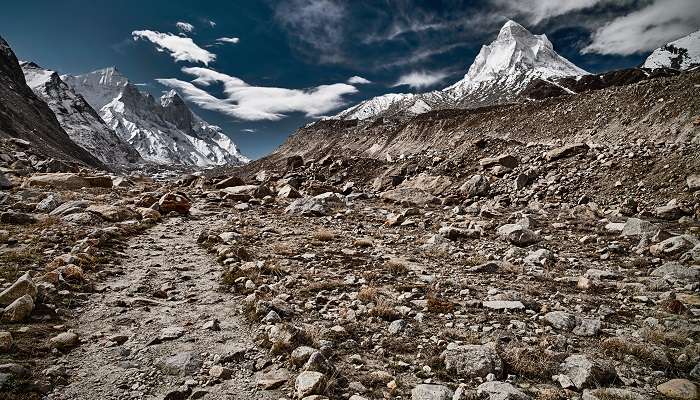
1 136 699 400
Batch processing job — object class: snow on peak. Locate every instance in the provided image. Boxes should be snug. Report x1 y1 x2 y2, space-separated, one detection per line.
63 67 249 167
445 20 588 97
331 20 589 121
642 30 700 70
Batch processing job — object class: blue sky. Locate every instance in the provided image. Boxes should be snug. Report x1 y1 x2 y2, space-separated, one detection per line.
1 0 698 159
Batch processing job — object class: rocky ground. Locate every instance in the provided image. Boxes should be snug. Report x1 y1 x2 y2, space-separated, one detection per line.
1 131 699 400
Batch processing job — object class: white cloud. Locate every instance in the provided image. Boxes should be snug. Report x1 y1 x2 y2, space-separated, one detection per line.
492 0 602 24
242 128 256 133
583 0 700 55
216 37 240 44
176 21 195 34
347 76 371 84
132 30 216 65
206 19 216 27
393 71 449 89
157 67 358 121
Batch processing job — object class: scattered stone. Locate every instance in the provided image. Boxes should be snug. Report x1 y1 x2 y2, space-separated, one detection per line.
411 384 454 400
442 343 503 379
656 379 697 400
295 371 325 398
483 301 525 311
555 354 616 390
460 174 490 197
0 332 12 352
158 352 202 376
476 381 531 400
2 294 34 322
285 197 327 216
544 311 576 331
546 143 588 161
49 331 79 350
497 224 540 246
0 272 37 306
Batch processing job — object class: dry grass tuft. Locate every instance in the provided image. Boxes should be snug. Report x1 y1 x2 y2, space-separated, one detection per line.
353 238 373 248
427 294 455 314
312 229 336 242
357 286 379 302
500 344 561 378
600 337 670 368
384 259 408 275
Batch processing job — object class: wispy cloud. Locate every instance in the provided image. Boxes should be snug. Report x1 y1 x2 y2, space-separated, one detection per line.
157 67 358 121
491 0 603 24
132 30 216 65
393 70 449 89
274 0 347 63
176 21 195 34
216 37 240 44
582 0 700 55
347 76 371 84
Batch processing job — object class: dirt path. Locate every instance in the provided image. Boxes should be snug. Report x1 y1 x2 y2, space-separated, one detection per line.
47 210 278 400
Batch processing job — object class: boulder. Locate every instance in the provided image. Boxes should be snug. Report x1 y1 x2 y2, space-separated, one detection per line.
483 300 525 310
544 311 576 331
24 173 88 189
49 331 79 350
285 198 327 216
286 155 304 170
0 332 12 352
657 379 697 400
411 384 454 400
555 354 616 390
0 172 13 190
87 205 140 222
655 199 688 220
650 236 696 257
621 218 658 238
158 352 202 376
380 188 437 206
476 381 531 400
295 371 325 398
0 272 37 306
158 193 191 215
278 185 302 199
497 224 540 246
213 176 244 189
687 174 700 192
442 343 503 379
50 200 90 216
459 174 490 197
480 154 519 169
35 194 62 213
399 173 453 195
546 143 588 161
650 262 699 281
2 294 34 322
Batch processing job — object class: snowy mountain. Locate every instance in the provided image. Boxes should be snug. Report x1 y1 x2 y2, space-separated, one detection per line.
643 30 700 70
0 36 104 168
21 62 143 168
333 20 588 120
63 68 249 167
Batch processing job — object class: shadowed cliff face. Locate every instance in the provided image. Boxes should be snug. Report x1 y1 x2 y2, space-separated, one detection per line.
0 36 105 169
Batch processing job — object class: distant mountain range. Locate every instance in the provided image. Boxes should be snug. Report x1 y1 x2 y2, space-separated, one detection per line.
331 22 700 122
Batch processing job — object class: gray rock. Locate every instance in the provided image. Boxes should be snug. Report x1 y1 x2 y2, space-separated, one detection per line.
524 249 554 266
655 199 687 220
380 188 437 206
582 388 648 400
480 154 519 169
545 143 588 161
295 371 325 398
35 194 62 213
411 384 454 400
687 174 700 191
278 185 302 199
650 262 699 281
621 218 658 238
0 172 12 190
291 346 317 367
477 381 531 400
556 354 616 390
460 174 490 197
0 332 12 352
0 211 36 225
442 343 502 379
388 319 407 335
497 224 540 246
0 272 37 306
2 294 34 322
158 352 202 376
650 235 696 257
483 301 525 311
544 311 576 331
573 318 602 337
285 197 328 216
49 331 79 350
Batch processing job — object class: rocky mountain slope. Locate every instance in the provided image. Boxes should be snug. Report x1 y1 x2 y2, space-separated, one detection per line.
20 62 143 168
63 68 249 167
643 30 700 70
274 70 699 164
332 20 588 121
0 36 104 169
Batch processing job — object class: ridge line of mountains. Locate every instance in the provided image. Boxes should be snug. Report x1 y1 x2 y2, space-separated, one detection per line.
0 20 698 172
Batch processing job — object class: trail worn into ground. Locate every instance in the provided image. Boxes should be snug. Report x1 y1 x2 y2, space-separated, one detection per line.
48 210 277 400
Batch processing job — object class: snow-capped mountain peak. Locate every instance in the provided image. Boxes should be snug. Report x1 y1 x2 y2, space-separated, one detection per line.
332 20 588 121
21 61 143 168
444 20 588 100
63 68 249 167
643 30 700 70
